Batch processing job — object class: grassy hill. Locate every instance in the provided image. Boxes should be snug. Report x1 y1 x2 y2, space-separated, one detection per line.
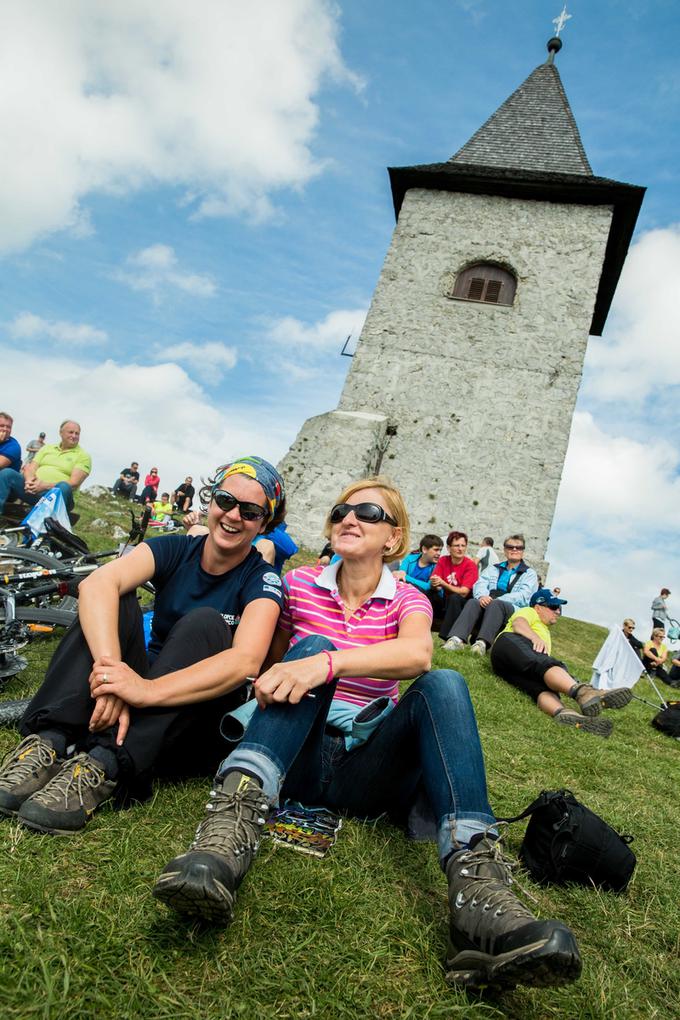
0 492 678 1020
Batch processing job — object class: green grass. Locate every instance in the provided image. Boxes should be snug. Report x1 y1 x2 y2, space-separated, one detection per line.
0 493 678 1019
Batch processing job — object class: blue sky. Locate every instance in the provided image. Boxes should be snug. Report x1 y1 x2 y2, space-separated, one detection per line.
1 0 678 632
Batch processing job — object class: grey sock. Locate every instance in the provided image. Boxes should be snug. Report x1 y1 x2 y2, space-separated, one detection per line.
37 729 67 757
88 745 120 781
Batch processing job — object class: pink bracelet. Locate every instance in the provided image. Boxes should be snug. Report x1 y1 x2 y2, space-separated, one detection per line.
322 650 335 683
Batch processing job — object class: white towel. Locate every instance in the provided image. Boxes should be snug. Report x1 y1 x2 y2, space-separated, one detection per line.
591 626 645 690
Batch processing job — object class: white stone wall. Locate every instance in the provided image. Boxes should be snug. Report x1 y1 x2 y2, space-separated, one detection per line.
282 188 613 572
279 410 387 552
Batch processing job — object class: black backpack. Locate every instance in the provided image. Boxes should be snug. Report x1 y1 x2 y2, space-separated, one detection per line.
652 701 680 739
502 789 636 893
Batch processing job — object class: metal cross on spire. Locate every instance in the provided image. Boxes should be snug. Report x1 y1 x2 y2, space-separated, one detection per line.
552 4 572 37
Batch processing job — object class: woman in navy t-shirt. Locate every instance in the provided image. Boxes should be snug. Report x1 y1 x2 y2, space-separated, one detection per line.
0 456 286 836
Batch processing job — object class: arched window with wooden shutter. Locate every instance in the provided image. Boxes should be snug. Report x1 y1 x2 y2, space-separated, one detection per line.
449 263 516 306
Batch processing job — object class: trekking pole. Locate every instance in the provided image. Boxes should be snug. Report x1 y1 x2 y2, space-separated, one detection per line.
646 674 669 710
630 693 665 711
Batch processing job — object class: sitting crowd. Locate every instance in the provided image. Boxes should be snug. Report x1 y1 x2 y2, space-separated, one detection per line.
112 462 196 514
0 434 671 995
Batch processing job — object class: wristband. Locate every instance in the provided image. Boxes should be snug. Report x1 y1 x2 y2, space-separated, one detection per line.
322 650 335 683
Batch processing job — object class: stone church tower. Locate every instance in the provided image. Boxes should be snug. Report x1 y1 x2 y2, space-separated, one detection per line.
279 39 644 568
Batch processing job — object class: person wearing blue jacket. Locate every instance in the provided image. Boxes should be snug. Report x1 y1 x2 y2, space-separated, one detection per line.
253 522 298 574
394 534 443 619
443 534 538 656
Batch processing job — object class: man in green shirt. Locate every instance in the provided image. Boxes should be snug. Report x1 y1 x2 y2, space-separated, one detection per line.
0 419 91 516
490 588 632 738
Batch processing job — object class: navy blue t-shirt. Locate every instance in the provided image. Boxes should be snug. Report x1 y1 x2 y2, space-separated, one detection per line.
144 534 283 660
0 436 22 472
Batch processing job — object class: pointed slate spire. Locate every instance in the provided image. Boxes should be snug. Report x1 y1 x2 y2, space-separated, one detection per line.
450 40 592 176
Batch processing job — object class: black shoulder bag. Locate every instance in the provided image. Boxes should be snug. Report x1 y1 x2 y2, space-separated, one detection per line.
501 789 636 893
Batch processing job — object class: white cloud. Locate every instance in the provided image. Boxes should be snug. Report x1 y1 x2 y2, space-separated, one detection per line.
548 412 680 632
258 306 367 384
584 225 680 402
116 244 216 299
555 412 680 537
266 307 368 351
0 0 358 253
158 341 238 382
0 348 296 493
8 311 107 345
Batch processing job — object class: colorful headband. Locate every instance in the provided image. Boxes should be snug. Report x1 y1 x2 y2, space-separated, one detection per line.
212 455 284 521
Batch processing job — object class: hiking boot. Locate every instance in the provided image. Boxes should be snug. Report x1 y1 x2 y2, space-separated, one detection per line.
553 709 613 738
572 683 633 717
17 752 118 834
445 836 582 991
0 734 63 816
153 771 270 924
470 640 487 656
443 636 465 651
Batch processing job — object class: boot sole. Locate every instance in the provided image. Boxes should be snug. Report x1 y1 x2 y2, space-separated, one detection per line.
580 688 633 717
17 793 114 836
19 816 91 836
153 865 235 925
554 712 613 737
445 927 582 991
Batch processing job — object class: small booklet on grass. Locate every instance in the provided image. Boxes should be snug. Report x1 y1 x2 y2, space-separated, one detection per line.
265 803 343 858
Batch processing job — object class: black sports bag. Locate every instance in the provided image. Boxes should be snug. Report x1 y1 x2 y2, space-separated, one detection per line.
502 789 636 893
652 702 680 739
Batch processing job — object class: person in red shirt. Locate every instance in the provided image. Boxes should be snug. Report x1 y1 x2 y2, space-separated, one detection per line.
431 530 478 641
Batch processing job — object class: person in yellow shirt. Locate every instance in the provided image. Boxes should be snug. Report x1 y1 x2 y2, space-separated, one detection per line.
149 493 175 529
642 627 669 679
490 588 632 738
0 419 91 517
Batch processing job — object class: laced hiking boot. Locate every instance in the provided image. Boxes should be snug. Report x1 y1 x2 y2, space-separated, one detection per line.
553 709 613 738
443 636 465 651
17 752 118 834
153 771 270 925
470 640 487 656
445 836 582 991
572 682 633 717
0 735 63 817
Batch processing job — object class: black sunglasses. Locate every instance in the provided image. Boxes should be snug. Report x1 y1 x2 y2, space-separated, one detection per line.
212 489 268 521
330 502 398 526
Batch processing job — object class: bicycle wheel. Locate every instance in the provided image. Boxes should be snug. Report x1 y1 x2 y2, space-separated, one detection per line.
0 546 67 571
0 605 77 628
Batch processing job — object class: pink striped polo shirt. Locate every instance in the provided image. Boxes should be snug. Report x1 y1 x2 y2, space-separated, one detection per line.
279 562 433 707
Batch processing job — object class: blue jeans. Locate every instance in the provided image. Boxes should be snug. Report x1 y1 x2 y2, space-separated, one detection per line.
0 469 74 514
222 636 496 858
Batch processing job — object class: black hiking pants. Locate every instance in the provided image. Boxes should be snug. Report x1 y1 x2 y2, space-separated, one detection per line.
20 592 247 798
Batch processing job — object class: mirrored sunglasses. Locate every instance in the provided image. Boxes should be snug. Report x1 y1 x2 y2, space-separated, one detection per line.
330 502 397 526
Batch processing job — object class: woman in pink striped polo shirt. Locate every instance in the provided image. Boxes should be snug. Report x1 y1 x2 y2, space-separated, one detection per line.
155 477 582 994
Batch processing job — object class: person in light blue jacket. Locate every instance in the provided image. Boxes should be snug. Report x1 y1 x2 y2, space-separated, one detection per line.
442 533 538 656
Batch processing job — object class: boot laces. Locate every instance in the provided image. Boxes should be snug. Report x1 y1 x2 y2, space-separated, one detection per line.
31 753 105 808
451 840 536 922
0 735 56 789
191 783 269 857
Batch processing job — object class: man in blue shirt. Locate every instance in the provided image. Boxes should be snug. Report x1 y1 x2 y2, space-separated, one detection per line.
394 534 443 620
0 413 22 473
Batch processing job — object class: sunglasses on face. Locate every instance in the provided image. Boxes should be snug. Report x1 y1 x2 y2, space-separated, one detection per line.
329 502 398 526
212 489 268 521
504 545 524 551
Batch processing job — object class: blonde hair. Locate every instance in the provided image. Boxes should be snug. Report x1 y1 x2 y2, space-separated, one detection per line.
652 627 666 640
324 475 410 563
623 618 635 628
